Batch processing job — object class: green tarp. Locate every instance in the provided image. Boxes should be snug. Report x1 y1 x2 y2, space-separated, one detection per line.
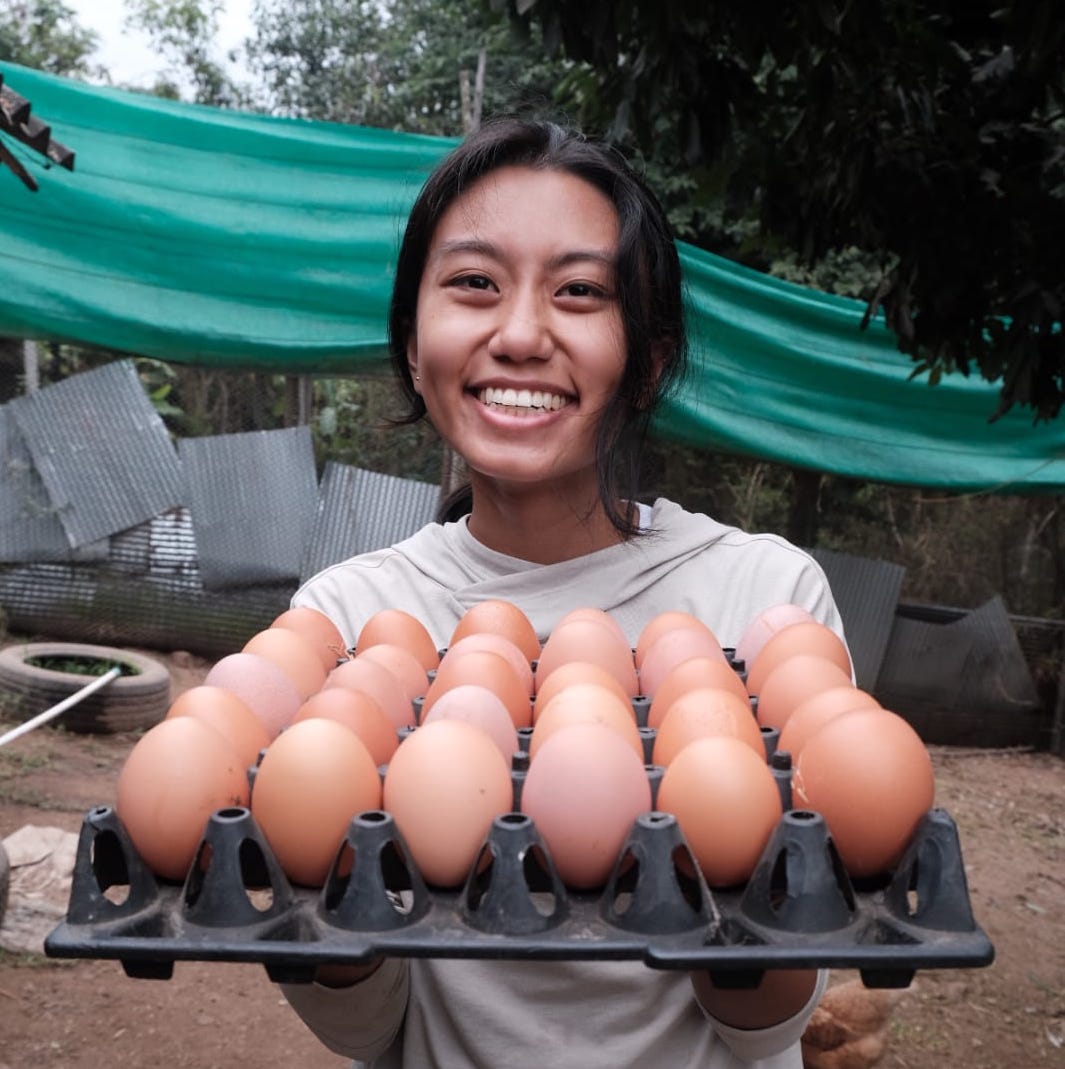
2 62 1063 493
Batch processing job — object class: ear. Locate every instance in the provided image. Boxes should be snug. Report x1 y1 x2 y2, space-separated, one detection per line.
407 335 421 394
639 339 672 409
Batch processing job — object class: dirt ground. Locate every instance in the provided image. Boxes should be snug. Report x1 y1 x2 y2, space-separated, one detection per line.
0 646 1062 1069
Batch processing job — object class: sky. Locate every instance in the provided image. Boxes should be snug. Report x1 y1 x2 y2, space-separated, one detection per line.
63 0 255 89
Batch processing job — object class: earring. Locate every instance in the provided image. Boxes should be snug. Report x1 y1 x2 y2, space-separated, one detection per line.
414 373 421 382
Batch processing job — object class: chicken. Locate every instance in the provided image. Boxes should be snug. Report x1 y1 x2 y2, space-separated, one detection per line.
802 976 909 1069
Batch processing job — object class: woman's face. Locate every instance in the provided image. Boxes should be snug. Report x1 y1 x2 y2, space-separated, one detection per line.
407 165 626 502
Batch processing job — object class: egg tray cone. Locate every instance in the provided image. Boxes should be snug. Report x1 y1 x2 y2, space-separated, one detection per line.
45 799 993 988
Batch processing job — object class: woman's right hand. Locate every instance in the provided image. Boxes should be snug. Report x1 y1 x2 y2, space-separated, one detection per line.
314 959 384 988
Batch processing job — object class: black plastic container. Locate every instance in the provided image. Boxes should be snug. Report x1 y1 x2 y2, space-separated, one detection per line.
46 798 994 989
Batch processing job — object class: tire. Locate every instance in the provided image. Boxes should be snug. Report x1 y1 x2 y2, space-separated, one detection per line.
0 643 172 734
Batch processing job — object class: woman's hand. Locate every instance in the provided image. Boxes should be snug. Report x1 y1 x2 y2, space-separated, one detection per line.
313 959 385 988
690 968 820 1030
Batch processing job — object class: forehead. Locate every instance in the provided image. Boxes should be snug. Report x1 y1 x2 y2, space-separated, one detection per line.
429 165 620 252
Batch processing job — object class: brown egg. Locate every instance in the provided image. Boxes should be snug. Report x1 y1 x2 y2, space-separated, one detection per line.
356 608 440 673
657 735 782 888
754 654 854 731
793 708 935 878
647 656 749 729
325 655 414 730
242 626 327 703
520 721 651 890
165 685 272 769
422 649 532 729
439 633 535 699
115 716 250 881
204 651 302 739
449 599 541 664
383 719 513 887
251 717 383 886
635 611 719 670
554 607 628 646
420 683 520 763
529 682 643 761
652 686 765 765
746 620 852 697
777 685 882 760
356 642 431 702
535 619 639 698
532 660 632 724
734 603 815 672
637 626 727 698
270 606 348 672
292 686 398 768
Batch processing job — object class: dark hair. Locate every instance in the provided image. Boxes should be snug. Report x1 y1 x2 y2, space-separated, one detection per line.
388 117 687 537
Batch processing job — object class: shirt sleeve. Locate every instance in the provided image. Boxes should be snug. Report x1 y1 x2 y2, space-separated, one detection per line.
278 958 410 1062
702 969 829 1065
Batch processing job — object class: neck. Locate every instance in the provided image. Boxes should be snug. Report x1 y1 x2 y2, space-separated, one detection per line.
465 476 630 564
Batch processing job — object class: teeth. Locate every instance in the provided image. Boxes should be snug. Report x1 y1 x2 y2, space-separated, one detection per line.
479 387 567 411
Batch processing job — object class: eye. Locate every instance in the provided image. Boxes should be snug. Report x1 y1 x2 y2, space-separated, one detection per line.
449 273 495 291
557 280 611 301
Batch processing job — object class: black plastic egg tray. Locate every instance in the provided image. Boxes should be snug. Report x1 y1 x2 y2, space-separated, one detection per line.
45 790 994 989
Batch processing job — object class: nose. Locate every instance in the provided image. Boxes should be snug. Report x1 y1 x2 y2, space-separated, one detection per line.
488 288 550 362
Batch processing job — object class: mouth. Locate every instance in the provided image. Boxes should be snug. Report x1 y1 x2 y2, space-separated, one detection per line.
476 386 572 414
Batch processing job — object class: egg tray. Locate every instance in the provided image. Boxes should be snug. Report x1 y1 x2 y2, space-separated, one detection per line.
45 800 993 989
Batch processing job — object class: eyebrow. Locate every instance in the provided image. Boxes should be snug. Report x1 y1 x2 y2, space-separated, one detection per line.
431 238 616 271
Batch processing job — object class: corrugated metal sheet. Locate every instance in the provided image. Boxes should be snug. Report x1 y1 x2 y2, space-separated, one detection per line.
0 405 84 562
179 426 319 589
7 360 182 548
300 461 438 580
875 596 1044 746
808 547 906 691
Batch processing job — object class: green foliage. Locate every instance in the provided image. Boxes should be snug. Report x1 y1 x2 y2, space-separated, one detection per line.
246 0 572 131
0 0 100 76
509 0 1065 422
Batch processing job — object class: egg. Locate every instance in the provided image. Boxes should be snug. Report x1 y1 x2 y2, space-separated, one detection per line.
637 626 727 698
529 682 643 761
531 660 633 723
535 618 639 698
651 686 765 765
242 626 328 702
438 633 535 699
776 685 882 759
270 606 348 672
356 608 440 673
422 649 532 729
734 603 815 671
204 651 303 739
383 719 513 887
251 717 382 886
325 654 414 730
449 599 541 663
115 716 250 881
292 686 399 767
745 620 852 697
554 607 629 646
647 656 749 729
635 611 720 670
356 642 431 703
793 708 935 878
164 684 272 769
753 653 854 731
657 735 782 887
520 721 651 889
420 683 520 763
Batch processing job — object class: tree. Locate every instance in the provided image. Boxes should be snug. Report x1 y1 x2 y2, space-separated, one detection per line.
0 0 100 77
503 0 1065 422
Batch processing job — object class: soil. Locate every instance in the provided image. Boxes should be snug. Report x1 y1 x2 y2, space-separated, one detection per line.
1 645 1063 1069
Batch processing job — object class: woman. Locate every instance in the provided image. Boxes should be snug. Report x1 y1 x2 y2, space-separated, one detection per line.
281 117 843 1068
